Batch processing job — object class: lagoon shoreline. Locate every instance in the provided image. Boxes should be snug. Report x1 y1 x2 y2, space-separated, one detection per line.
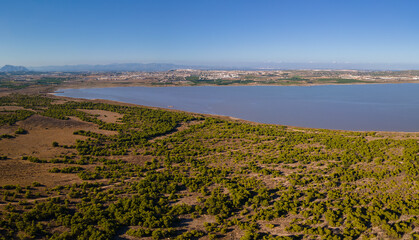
52 83 419 133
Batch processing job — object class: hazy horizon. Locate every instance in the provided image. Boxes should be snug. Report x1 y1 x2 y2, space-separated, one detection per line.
2 61 417 72
10 61 419 70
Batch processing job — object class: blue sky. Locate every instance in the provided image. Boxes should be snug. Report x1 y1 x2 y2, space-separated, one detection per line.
1 0 419 67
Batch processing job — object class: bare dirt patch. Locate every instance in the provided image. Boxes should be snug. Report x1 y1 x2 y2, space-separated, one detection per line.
178 214 216 231
78 109 123 124
19 114 92 130
50 99 68 105
0 125 18 135
0 115 117 159
0 114 118 187
173 191 200 206
366 132 419 141
0 106 26 111
0 159 82 187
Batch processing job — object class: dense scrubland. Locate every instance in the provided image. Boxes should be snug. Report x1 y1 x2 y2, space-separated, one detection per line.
0 94 418 239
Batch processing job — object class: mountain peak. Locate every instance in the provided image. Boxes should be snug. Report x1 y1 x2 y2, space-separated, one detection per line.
0 65 29 72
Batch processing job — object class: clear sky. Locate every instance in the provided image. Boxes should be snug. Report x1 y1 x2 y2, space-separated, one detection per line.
1 0 419 67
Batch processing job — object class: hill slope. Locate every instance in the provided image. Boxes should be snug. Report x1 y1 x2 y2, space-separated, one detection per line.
0 65 29 72
0 94 418 239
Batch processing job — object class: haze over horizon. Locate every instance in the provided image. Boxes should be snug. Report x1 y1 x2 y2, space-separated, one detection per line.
1 0 419 68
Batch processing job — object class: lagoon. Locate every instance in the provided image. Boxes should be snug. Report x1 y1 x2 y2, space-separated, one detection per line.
55 84 419 132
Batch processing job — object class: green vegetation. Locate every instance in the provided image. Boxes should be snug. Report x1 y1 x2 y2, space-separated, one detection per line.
0 94 418 239
317 78 369 84
282 76 307 81
15 127 28 134
151 82 175 86
186 76 254 86
0 110 34 126
0 81 31 89
0 77 66 89
33 77 66 85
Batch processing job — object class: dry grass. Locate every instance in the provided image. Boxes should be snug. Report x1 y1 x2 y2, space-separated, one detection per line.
0 160 82 187
78 109 123 124
0 114 117 187
0 106 26 111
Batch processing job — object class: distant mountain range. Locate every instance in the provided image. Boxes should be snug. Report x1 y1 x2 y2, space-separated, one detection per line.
0 65 29 72
28 63 191 72
2 62 419 72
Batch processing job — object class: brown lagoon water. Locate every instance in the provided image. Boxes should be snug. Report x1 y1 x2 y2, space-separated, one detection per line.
55 84 419 131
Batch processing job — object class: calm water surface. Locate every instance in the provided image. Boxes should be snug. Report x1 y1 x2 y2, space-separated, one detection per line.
55 84 419 131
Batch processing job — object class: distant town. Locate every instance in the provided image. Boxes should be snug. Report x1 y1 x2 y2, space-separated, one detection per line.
2 64 419 93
